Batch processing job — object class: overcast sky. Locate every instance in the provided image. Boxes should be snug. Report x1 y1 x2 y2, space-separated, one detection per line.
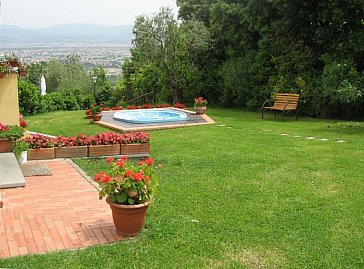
0 0 179 28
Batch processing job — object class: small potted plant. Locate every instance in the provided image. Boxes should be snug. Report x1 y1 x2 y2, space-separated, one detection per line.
19 114 27 129
94 156 159 236
85 109 92 118
0 124 24 152
12 140 29 164
0 64 9 79
194 97 208 115
90 104 102 121
6 55 20 71
18 62 28 77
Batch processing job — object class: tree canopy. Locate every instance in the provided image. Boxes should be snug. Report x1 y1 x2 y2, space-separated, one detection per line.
176 0 364 118
123 7 210 104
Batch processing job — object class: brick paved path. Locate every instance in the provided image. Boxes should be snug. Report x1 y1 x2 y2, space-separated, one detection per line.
0 160 122 258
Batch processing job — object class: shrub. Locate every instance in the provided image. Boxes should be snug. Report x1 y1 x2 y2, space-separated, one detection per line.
320 61 363 118
18 80 42 115
80 94 95 109
60 89 80 111
322 61 362 105
40 94 57 113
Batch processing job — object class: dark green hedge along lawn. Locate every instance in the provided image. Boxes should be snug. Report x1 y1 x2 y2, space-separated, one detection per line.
1 109 363 269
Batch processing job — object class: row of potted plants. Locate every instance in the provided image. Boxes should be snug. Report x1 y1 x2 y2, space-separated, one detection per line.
23 131 151 160
0 55 28 78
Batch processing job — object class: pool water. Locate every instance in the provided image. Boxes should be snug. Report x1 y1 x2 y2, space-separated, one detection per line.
113 108 189 124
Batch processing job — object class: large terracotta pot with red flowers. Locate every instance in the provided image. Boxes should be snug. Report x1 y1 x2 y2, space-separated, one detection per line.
94 156 158 236
107 198 152 236
194 97 208 115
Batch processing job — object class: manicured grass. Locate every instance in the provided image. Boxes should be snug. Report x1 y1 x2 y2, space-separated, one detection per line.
25 110 110 136
1 109 363 268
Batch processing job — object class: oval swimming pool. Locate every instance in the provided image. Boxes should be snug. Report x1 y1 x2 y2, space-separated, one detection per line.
113 108 189 124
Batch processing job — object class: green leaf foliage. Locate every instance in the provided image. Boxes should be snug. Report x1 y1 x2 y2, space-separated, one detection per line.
176 0 364 119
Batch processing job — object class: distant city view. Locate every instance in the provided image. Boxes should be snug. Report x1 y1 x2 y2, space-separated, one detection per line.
0 43 132 77
0 23 134 78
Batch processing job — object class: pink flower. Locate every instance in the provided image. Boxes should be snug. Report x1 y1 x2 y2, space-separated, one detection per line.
101 174 112 183
125 170 133 177
116 160 125 168
94 171 105 182
133 173 143 182
145 158 154 166
106 157 114 164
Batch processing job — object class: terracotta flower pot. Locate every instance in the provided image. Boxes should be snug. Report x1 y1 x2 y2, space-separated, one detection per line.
8 61 18 67
107 198 152 236
195 106 206 115
0 138 13 153
19 70 27 77
92 113 102 121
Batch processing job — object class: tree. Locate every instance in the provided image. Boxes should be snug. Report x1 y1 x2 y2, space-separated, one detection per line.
27 61 47 86
93 66 113 104
124 8 210 103
45 55 92 93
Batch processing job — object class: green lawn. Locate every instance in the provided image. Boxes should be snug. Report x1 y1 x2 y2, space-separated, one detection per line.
1 109 363 268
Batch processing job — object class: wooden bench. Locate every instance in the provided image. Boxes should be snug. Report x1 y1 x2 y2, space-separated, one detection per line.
261 93 300 121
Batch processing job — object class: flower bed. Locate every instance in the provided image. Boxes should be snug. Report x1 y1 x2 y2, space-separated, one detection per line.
24 134 55 160
54 134 89 158
23 131 151 160
88 132 122 156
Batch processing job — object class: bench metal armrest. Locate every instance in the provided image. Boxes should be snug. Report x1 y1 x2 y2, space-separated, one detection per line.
261 100 271 109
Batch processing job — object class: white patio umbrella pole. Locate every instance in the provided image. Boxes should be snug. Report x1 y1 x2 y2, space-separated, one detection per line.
40 75 47 96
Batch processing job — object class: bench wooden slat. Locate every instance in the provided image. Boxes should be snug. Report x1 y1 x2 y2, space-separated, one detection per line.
261 93 300 121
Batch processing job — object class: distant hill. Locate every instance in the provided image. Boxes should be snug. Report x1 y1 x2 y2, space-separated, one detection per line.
0 23 133 44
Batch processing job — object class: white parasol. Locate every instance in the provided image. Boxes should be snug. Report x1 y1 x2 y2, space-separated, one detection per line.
40 75 47 95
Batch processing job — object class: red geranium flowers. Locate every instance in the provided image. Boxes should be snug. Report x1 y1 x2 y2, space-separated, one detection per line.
94 156 159 205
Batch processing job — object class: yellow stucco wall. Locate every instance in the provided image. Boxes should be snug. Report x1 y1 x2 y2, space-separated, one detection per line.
0 73 20 126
